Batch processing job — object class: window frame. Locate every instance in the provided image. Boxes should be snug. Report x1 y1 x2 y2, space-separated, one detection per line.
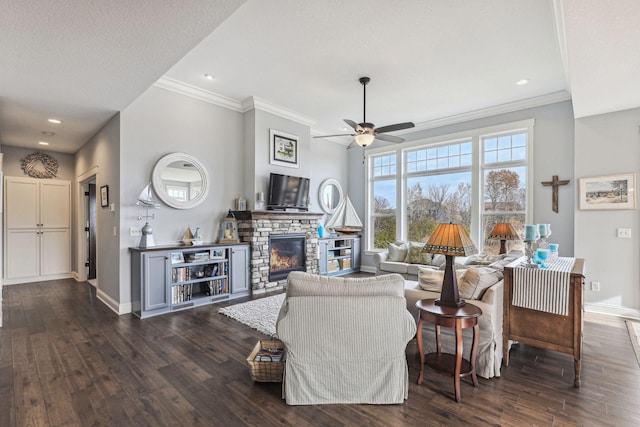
364 119 534 253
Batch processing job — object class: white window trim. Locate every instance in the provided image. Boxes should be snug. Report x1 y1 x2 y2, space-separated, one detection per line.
364 119 534 253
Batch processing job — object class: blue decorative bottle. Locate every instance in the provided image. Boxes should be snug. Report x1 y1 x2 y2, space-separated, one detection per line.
318 224 325 238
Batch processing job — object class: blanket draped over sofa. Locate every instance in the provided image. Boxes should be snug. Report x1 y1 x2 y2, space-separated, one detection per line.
276 272 416 405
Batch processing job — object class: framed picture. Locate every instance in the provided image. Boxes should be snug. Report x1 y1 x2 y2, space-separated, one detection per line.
170 252 185 264
579 173 636 210
269 129 299 168
100 185 109 208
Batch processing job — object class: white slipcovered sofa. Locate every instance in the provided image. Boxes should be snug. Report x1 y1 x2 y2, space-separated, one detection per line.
276 271 417 405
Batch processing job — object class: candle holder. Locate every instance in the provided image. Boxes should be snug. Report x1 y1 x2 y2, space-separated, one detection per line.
524 240 539 268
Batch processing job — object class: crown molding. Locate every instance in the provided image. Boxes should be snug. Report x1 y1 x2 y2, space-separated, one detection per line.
241 97 315 127
153 76 243 112
410 91 572 133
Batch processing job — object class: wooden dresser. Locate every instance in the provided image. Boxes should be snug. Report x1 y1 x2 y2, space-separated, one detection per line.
503 258 586 387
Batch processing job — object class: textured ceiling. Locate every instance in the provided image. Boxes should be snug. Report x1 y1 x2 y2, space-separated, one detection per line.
1 0 639 154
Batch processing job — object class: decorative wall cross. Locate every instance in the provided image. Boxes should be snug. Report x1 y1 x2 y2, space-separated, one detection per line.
541 175 570 213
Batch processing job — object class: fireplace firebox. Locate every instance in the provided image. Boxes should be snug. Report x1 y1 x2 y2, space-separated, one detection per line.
269 234 306 282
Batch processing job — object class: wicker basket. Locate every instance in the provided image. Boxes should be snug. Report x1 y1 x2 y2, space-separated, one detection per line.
247 340 285 382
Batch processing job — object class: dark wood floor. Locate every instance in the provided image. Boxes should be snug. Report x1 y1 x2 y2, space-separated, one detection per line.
1 279 639 426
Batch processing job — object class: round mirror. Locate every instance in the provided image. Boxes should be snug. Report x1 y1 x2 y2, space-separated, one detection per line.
152 153 209 209
318 178 344 214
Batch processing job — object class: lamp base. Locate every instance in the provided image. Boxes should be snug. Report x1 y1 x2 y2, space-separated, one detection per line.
435 298 466 308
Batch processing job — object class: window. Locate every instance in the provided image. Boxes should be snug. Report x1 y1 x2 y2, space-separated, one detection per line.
369 153 397 249
406 141 472 243
481 131 528 252
364 120 533 252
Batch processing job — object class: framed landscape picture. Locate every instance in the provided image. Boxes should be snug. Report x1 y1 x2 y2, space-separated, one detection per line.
579 173 636 210
269 129 299 168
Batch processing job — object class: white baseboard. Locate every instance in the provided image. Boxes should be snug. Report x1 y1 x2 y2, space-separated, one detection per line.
360 265 376 274
585 303 640 321
96 288 131 316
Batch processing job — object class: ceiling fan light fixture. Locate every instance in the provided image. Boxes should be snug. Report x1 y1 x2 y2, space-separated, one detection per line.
355 133 375 147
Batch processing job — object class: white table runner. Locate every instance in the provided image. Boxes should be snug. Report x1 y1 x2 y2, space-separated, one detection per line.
512 257 575 316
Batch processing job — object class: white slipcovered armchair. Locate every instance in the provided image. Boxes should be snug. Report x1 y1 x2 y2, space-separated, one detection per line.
276 272 417 405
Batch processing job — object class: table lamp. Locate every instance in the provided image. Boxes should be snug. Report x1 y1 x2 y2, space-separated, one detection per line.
422 223 478 308
488 223 520 254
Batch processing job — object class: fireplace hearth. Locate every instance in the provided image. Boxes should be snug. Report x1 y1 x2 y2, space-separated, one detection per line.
269 234 306 282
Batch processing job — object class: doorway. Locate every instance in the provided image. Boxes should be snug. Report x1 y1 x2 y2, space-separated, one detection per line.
77 168 99 286
87 182 97 281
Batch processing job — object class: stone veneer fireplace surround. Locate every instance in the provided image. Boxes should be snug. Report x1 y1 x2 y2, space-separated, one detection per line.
234 211 323 292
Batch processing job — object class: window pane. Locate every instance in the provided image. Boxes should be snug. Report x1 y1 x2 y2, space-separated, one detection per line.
483 132 528 165
483 166 526 212
373 154 396 177
373 216 396 249
373 180 396 210
482 214 525 253
406 172 472 242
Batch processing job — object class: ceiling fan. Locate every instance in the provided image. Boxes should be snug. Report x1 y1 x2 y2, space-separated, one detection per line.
314 77 415 148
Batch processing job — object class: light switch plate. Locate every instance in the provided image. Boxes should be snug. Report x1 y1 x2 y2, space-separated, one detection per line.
617 228 632 238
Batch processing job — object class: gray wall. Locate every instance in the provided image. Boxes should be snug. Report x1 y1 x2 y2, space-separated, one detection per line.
574 107 640 312
352 100 576 271
2 146 75 180
111 85 348 312
75 114 121 308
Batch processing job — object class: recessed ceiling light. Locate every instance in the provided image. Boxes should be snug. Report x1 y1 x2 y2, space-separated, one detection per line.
48 118 62 124
38 141 49 146
204 74 215 80
516 79 529 85
341 127 349 131
42 131 55 136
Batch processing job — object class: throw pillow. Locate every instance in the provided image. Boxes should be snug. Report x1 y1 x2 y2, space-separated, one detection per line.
430 254 446 268
387 242 408 262
465 252 507 266
458 267 504 299
404 242 432 265
418 267 465 292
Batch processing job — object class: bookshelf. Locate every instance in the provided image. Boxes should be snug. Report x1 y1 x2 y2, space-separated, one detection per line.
319 236 361 276
131 243 250 319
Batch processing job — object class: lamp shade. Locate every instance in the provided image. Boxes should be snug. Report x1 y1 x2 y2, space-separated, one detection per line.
488 223 519 241
422 223 478 257
488 222 519 255
422 223 477 308
355 133 375 147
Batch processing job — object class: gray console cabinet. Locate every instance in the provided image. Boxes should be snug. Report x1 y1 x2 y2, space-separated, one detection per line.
131 242 250 319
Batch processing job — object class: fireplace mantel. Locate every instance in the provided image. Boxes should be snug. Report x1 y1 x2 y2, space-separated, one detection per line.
232 210 324 221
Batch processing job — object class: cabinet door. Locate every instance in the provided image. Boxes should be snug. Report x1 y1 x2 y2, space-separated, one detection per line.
40 229 71 275
319 240 328 275
231 246 250 294
143 252 169 312
5 178 39 229
6 229 40 279
41 181 71 228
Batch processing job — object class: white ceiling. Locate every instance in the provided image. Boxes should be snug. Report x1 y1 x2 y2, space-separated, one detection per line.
1 0 639 154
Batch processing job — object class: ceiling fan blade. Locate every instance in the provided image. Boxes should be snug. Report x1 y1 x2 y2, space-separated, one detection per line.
374 133 404 144
375 122 415 134
343 119 360 131
313 133 354 138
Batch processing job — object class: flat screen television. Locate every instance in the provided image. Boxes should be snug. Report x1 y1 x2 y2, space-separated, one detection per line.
267 173 310 211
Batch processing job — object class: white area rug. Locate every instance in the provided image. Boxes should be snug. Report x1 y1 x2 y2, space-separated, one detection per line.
626 320 640 367
219 293 285 337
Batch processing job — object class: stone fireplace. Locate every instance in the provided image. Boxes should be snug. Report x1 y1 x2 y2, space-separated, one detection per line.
234 211 323 292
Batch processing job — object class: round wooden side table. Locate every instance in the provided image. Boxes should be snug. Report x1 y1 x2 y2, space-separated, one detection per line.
416 298 482 402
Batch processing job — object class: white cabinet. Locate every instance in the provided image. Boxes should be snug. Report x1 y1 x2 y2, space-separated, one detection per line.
4 177 71 284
